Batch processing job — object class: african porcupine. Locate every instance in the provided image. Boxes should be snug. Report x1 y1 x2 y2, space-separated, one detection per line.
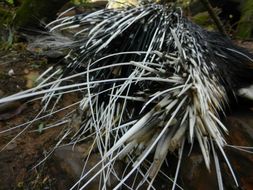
1 3 253 190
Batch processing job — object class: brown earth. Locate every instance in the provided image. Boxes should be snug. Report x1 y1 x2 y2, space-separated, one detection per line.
0 44 78 189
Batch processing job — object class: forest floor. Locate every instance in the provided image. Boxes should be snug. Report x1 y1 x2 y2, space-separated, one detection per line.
0 43 74 189
0 37 253 189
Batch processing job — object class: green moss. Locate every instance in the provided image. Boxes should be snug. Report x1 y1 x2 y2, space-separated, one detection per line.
236 0 253 39
191 9 220 31
5 0 14 5
71 0 90 5
192 11 210 25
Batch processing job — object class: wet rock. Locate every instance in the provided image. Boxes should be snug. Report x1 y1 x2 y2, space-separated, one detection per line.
51 144 124 189
224 111 253 189
180 148 219 190
0 101 27 121
49 110 253 190
180 110 253 190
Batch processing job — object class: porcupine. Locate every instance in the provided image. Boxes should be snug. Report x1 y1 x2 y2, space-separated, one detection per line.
0 2 253 190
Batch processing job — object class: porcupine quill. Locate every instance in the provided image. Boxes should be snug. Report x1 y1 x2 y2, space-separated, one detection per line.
1 2 253 190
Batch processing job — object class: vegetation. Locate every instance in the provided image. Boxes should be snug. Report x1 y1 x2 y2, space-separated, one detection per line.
1 0 253 39
236 0 253 38
13 0 69 29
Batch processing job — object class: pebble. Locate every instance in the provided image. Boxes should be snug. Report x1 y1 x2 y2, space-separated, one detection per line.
8 69 14 76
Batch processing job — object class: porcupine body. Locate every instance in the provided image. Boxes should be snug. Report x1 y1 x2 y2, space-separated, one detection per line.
1 3 253 190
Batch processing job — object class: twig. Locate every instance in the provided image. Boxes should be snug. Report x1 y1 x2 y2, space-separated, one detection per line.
200 0 227 36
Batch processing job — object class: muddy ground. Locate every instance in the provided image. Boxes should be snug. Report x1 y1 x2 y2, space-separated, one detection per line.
0 39 253 190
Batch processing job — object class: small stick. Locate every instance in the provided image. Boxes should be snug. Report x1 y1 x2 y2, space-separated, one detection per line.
200 0 227 36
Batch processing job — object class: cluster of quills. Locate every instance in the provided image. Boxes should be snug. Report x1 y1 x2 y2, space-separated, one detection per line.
1 3 253 190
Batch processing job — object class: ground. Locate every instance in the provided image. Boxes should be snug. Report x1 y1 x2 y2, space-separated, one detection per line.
0 40 253 189
0 44 77 189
